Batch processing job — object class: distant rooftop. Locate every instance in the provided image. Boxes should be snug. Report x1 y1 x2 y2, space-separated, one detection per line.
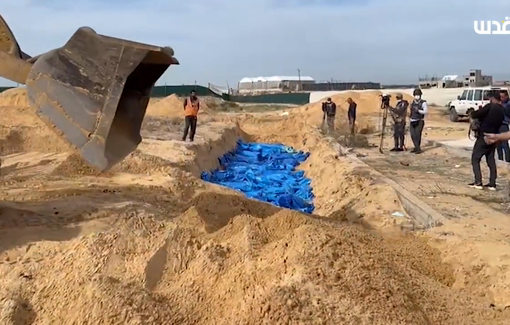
441 75 459 81
239 76 314 83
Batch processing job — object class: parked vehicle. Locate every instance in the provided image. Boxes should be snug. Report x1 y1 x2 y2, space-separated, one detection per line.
448 87 509 122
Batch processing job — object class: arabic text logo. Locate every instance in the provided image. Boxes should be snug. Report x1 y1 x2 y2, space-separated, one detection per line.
474 17 510 34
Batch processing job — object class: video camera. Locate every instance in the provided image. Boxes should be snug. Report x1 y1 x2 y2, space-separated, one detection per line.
380 93 391 108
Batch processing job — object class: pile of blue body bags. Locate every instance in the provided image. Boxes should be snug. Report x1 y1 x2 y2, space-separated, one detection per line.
201 140 315 213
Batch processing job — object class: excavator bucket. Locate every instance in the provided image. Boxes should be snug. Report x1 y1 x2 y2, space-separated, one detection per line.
0 15 179 171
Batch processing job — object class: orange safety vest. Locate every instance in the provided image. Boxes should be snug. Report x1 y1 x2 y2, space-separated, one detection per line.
184 97 199 116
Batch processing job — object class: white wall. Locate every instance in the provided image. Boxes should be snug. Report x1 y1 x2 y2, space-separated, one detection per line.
309 88 466 106
398 88 464 106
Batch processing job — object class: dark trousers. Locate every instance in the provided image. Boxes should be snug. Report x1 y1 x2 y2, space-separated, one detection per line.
348 117 355 135
326 115 335 131
496 124 510 162
182 115 197 141
393 122 405 149
471 137 497 185
410 119 424 150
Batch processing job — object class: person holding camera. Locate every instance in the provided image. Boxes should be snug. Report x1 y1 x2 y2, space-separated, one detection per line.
389 93 409 151
409 88 428 154
322 97 336 131
469 91 505 190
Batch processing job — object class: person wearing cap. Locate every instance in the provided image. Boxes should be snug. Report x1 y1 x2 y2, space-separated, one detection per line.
469 91 505 190
409 88 428 154
347 97 357 135
389 93 409 151
322 97 336 131
496 89 510 162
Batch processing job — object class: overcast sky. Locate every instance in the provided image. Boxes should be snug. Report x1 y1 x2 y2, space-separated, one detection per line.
1 0 509 87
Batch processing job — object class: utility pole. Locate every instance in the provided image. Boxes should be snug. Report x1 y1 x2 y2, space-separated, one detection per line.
297 68 302 91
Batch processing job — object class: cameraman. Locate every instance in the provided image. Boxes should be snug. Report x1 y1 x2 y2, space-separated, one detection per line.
469 91 505 190
409 88 428 154
322 97 336 131
389 93 409 151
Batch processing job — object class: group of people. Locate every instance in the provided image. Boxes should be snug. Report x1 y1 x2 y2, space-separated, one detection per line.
182 88 510 191
321 88 428 154
387 88 428 153
321 97 357 135
470 89 510 190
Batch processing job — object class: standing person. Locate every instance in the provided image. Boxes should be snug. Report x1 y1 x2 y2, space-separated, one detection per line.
321 97 336 132
389 93 409 151
469 91 505 190
496 90 510 162
347 97 357 135
409 88 428 154
182 90 200 142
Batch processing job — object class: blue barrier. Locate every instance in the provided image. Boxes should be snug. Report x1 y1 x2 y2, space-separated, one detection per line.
201 140 314 213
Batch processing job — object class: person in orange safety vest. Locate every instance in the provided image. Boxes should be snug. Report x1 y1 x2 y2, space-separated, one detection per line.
182 90 200 141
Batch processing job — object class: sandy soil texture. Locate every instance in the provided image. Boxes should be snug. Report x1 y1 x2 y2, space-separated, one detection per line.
1 88 509 324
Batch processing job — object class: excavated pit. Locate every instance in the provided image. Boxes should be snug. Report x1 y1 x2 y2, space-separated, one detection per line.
1 89 509 324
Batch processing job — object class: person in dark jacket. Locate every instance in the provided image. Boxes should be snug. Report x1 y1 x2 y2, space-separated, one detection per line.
389 93 409 151
347 97 357 135
409 88 428 154
496 90 510 162
469 91 505 190
322 97 336 131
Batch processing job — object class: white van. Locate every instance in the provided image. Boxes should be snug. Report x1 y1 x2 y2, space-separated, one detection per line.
448 87 509 122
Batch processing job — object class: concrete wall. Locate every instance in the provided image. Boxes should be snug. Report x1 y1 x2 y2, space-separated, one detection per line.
0 85 466 107
400 88 464 106
309 88 465 106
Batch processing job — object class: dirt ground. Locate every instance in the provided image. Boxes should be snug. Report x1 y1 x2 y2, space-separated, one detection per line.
1 88 510 324
346 100 510 308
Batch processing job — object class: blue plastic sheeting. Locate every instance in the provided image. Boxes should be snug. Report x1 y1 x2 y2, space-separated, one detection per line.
201 140 315 213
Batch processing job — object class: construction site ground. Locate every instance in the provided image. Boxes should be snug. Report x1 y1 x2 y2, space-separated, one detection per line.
1 88 510 324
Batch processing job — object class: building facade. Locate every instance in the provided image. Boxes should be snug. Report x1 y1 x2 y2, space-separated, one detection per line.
462 69 492 87
418 69 493 89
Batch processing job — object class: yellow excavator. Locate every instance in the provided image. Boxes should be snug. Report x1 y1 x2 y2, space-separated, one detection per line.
0 15 179 172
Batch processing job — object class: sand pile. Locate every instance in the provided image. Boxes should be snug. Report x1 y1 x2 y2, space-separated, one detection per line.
0 88 69 155
50 150 176 178
147 94 209 118
0 88 29 108
238 103 408 226
326 90 414 115
0 201 504 324
2 88 509 324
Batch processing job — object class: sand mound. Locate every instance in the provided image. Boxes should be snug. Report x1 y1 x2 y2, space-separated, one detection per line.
2 89 509 324
328 90 414 115
50 150 177 178
0 88 71 155
310 90 414 115
0 203 503 324
154 210 479 324
0 128 69 156
0 88 29 107
147 94 209 118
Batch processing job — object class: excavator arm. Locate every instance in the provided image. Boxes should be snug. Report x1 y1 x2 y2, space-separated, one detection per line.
0 15 179 171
